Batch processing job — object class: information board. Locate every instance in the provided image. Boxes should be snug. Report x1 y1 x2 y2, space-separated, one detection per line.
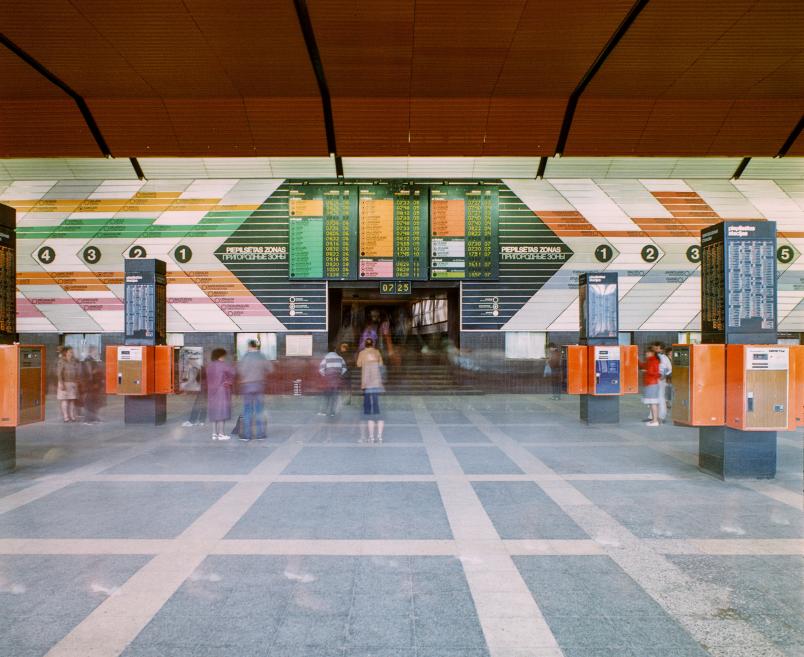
431 185 498 279
288 186 357 280
124 259 166 345
0 205 15 339
579 272 619 341
701 221 777 343
359 186 427 280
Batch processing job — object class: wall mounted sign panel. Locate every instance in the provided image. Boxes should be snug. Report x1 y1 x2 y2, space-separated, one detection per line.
358 185 427 281
288 185 357 280
431 185 498 280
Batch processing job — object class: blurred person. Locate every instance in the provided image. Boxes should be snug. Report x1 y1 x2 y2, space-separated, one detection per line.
57 346 79 422
339 341 354 406
237 339 270 441
640 347 661 426
318 345 348 417
663 345 674 413
546 343 562 400
651 341 672 423
207 348 235 441
358 309 380 352
357 337 384 443
80 346 104 424
182 363 207 427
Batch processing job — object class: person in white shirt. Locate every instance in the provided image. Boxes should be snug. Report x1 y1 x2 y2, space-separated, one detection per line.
652 341 672 422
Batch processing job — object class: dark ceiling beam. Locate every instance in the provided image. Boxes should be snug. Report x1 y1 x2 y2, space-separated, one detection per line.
0 32 112 157
776 115 803 158
536 157 548 179
731 157 751 179
553 0 651 156
129 157 146 180
292 0 343 176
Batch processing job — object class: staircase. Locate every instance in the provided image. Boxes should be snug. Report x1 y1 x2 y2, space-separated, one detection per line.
349 344 481 395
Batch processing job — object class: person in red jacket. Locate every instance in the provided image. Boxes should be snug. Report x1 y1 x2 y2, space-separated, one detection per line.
640 348 661 426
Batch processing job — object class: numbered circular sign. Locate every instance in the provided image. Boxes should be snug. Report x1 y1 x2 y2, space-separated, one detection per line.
37 246 55 264
174 245 193 264
594 244 614 263
777 245 795 264
641 244 660 263
686 245 701 264
82 245 101 264
128 245 147 258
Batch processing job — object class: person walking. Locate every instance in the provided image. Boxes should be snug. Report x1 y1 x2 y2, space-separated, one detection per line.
206 348 235 441
640 348 661 426
357 337 385 443
319 346 348 417
57 346 80 423
80 346 104 424
237 340 270 441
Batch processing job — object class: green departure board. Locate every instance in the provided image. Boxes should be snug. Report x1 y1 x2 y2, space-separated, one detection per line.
288 186 357 280
358 185 428 280
430 185 498 280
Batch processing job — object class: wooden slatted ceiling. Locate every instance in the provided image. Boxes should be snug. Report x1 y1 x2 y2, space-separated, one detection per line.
0 46 99 157
568 0 804 156
0 0 327 156
484 0 633 155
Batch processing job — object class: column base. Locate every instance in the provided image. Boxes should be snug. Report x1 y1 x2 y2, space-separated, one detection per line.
699 426 776 479
0 427 15 473
580 395 619 424
124 395 167 425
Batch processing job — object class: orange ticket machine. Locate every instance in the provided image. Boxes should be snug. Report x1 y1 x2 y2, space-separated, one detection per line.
0 344 46 427
792 345 804 427
562 345 588 394
106 345 179 396
671 344 726 427
562 344 638 396
725 345 795 432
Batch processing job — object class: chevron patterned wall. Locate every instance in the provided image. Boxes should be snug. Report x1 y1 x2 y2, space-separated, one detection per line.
1 178 802 334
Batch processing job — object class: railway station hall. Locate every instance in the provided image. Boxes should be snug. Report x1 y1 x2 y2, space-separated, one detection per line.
1 2 803 656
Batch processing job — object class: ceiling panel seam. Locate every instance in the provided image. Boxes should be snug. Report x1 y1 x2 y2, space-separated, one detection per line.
292 0 342 175
0 32 112 157
553 0 651 156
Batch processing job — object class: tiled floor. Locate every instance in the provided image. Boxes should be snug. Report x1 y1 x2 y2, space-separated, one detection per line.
0 394 801 657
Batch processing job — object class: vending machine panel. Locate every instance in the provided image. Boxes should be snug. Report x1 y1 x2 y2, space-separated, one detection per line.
726 345 793 431
561 345 588 395
620 345 639 394
792 345 804 427
154 345 180 394
0 345 46 427
589 346 621 396
671 344 725 426
106 346 155 395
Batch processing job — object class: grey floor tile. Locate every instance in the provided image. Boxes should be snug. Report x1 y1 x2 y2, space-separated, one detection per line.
439 426 490 443
473 481 589 539
527 444 692 475
0 481 233 539
451 446 524 475
227 483 452 540
573 480 804 539
103 445 274 475
0 555 149 657
282 446 433 475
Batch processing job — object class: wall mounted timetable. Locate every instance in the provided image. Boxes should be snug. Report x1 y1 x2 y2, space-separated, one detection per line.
430 185 498 280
